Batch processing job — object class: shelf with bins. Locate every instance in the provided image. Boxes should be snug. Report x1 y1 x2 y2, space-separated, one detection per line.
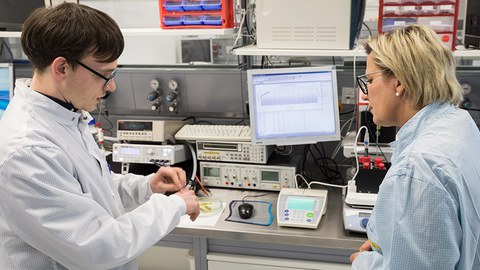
159 0 234 29
379 0 460 50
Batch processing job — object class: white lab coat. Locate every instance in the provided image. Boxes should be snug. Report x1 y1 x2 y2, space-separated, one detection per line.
0 79 186 270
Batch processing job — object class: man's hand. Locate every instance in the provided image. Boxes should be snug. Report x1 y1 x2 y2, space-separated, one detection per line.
350 240 372 262
175 187 200 221
150 167 186 194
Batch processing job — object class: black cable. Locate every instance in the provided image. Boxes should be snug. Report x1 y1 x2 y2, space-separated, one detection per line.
340 109 355 115
182 116 196 122
103 129 113 137
313 155 342 182
362 21 372 37
242 193 267 203
304 144 342 184
362 110 388 161
232 118 248 125
314 144 332 178
231 42 255 51
301 144 309 178
339 157 355 184
461 107 480 112
181 116 215 125
192 120 215 125
266 56 274 68
456 37 464 46
103 115 114 130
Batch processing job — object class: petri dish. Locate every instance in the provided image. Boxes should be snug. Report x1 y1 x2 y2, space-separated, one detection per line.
198 198 223 217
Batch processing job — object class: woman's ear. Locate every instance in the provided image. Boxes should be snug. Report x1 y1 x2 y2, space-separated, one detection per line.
395 80 405 96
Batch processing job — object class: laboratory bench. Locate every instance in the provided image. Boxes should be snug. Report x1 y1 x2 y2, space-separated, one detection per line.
156 187 367 270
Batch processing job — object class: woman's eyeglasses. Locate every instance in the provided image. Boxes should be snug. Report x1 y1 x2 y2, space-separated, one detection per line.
356 69 389 95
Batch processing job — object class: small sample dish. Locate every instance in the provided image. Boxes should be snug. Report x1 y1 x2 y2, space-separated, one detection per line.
198 198 223 217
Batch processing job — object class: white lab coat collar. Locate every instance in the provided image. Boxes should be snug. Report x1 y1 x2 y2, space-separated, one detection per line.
14 78 93 128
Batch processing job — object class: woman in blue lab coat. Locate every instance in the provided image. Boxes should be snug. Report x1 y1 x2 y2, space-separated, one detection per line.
0 3 199 269
350 25 480 269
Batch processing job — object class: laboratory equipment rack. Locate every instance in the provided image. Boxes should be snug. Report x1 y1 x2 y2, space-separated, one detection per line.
378 0 460 50
159 0 234 29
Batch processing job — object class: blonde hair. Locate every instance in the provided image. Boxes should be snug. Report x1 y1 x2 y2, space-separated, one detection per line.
363 25 463 107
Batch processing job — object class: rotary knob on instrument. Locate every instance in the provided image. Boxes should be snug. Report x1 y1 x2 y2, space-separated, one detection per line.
147 79 162 102
150 79 160 90
168 102 178 113
150 102 161 111
147 91 160 101
166 91 178 102
168 80 178 91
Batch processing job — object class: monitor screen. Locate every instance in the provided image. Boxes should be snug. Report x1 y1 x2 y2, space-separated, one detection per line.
180 39 213 64
0 63 14 119
0 0 45 31
247 66 341 146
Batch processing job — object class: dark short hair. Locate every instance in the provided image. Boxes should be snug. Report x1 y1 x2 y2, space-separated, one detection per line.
21 3 124 72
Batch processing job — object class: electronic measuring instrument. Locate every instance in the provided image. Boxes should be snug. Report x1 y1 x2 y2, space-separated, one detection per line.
200 161 297 191
117 119 187 142
277 188 328 229
112 143 191 174
343 204 372 233
197 141 273 164
343 180 377 233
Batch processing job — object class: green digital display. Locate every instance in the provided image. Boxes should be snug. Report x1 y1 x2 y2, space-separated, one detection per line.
204 167 220 177
261 171 279 182
287 196 315 211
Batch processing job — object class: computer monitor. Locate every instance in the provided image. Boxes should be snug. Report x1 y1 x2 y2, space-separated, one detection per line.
0 63 14 119
247 66 341 146
0 0 45 31
179 39 213 64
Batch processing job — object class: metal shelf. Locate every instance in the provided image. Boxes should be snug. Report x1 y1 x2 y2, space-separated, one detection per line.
453 49 480 58
4 30 478 58
233 44 480 58
0 31 21 38
233 45 368 57
121 28 235 37
0 28 236 38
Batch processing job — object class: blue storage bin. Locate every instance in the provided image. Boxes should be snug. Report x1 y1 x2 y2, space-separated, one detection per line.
182 0 203 11
202 0 221 10
164 15 184 26
202 0 222 10
202 14 222 25
164 0 184 11
183 15 204 25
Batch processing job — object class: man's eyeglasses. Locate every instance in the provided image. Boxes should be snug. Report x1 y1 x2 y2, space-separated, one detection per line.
356 69 389 95
76 60 117 87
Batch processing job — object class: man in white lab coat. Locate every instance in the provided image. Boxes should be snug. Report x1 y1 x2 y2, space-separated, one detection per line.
0 3 199 269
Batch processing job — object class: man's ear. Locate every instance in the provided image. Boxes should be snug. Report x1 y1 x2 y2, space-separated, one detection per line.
51 56 69 83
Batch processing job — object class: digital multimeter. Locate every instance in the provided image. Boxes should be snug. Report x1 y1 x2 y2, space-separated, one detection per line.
277 188 328 229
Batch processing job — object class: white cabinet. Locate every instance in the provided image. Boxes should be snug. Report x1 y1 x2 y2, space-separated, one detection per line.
207 253 351 270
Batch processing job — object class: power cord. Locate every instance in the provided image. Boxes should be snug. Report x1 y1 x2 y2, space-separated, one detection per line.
241 193 267 203
295 174 348 190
